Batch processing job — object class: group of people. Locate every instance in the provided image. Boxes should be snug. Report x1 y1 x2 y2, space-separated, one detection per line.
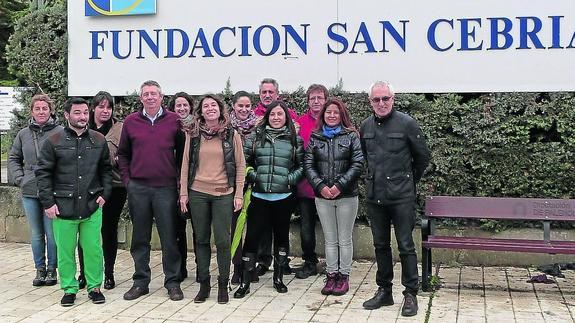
8 78 430 317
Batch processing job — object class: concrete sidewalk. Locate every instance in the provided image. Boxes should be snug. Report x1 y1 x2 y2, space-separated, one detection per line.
0 242 573 322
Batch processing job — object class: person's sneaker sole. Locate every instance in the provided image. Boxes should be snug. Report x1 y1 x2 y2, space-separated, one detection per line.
90 298 106 304
60 294 76 307
401 310 418 317
363 300 394 310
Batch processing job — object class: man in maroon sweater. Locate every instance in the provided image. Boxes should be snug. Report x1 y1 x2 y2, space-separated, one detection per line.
117 80 184 301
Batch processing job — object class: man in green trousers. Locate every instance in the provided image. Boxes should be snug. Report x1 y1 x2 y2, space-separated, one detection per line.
35 97 112 307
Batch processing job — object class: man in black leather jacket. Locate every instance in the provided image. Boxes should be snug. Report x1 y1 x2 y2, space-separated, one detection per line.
359 81 430 317
36 98 112 307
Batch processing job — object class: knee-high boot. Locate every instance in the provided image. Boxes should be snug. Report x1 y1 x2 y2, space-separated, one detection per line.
273 248 288 293
234 253 255 298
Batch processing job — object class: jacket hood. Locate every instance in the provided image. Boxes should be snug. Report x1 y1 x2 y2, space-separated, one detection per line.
28 117 59 132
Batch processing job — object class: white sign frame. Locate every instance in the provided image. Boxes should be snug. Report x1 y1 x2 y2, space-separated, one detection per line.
68 0 575 95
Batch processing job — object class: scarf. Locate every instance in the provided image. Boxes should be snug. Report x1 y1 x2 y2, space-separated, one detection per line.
230 110 258 137
322 125 342 138
199 122 220 140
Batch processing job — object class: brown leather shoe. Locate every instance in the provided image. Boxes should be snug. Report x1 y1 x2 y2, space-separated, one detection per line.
168 286 184 301
123 286 149 300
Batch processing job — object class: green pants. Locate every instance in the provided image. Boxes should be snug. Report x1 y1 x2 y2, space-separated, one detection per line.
53 208 103 293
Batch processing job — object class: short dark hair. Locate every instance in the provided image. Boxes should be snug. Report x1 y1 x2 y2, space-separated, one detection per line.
64 97 89 113
90 91 114 111
232 91 252 104
89 91 115 129
306 84 328 102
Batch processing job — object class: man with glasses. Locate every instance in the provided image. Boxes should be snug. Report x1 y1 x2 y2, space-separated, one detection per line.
294 84 328 279
359 81 430 317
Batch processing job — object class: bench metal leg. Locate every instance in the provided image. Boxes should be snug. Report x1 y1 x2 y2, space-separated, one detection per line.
422 247 431 292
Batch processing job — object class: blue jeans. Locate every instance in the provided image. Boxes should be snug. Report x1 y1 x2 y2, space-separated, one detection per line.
315 197 358 275
22 197 57 269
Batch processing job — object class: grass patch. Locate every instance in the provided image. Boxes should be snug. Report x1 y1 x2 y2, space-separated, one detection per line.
424 275 442 323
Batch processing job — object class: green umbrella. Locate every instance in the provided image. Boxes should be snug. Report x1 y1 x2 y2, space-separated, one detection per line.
231 166 253 257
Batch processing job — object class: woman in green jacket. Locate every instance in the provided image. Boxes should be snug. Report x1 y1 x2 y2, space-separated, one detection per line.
234 101 304 298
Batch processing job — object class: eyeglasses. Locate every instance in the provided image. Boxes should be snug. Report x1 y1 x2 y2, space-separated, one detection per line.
309 96 326 102
370 96 393 104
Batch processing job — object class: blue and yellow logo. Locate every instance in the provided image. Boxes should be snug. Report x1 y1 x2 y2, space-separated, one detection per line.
85 0 156 16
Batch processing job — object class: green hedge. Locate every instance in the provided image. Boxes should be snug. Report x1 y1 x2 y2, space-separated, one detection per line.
5 2 575 229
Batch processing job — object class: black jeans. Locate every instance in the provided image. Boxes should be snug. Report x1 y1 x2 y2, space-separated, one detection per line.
175 216 187 274
243 195 294 257
128 180 181 289
298 197 319 264
189 190 233 282
257 229 273 267
78 186 127 276
366 201 419 295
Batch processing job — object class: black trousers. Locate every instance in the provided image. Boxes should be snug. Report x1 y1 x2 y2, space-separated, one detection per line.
78 186 127 276
256 227 273 267
243 195 294 257
366 201 419 296
298 197 319 264
175 216 187 274
127 180 181 289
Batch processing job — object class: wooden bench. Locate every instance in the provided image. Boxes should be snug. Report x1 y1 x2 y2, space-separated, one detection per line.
421 196 575 291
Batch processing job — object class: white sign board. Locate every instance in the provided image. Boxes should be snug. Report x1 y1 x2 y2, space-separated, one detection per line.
0 87 22 132
68 0 575 95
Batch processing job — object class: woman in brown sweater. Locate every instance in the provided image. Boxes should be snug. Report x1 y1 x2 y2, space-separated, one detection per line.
179 94 245 304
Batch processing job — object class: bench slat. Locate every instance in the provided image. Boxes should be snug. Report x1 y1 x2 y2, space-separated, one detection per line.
425 196 575 221
423 236 575 254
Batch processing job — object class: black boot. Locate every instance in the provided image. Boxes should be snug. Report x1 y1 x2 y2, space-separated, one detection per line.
234 253 255 299
401 293 418 317
231 264 241 285
273 248 288 293
217 277 229 304
194 276 210 303
363 287 394 309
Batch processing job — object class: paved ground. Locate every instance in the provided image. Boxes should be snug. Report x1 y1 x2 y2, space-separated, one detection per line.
0 242 573 322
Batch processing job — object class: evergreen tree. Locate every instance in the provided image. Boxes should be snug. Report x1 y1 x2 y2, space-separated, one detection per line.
0 0 27 82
